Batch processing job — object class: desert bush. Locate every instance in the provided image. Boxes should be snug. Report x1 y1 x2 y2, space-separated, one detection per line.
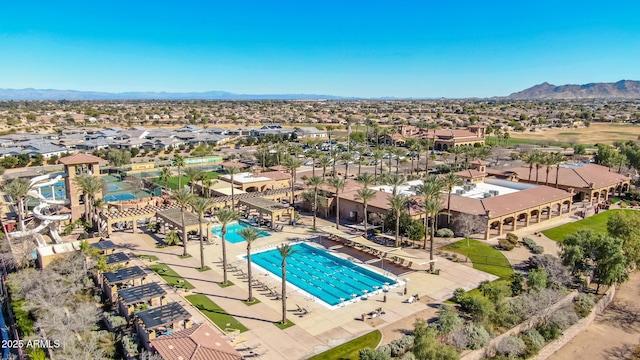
492 297 527 328
464 323 491 350
510 273 525 296
382 336 413 358
496 336 526 358
479 280 512 303
398 353 416 360
359 348 390 360
498 239 515 251
536 322 562 341
574 293 596 317
165 230 180 246
527 268 548 291
461 295 495 323
529 254 573 288
506 232 519 244
436 305 462 335
549 304 579 329
452 288 467 303
436 228 455 238
521 328 546 357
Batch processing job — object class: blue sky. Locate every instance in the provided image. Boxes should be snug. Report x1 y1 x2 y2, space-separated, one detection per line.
1 1 639 98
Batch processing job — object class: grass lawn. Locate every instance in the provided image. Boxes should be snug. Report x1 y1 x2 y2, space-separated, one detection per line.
152 172 219 190
440 239 514 280
217 281 235 288
273 318 295 329
541 209 634 242
308 330 382 360
149 264 195 290
136 254 159 261
197 266 212 272
185 294 248 333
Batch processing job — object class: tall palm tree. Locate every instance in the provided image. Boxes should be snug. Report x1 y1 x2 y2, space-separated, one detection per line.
533 151 544 184
341 152 353 179
355 173 375 188
372 148 385 182
283 156 304 206
216 208 240 285
307 147 320 176
409 143 423 174
75 174 105 223
449 146 465 170
257 143 269 170
173 154 185 189
328 177 346 229
521 151 536 182
553 153 566 188
416 176 445 250
184 167 205 194
238 227 261 302
159 167 171 190
442 172 463 225
190 196 215 270
225 166 241 209
384 174 406 195
317 155 332 180
355 188 376 235
171 188 195 257
546 152 565 186
388 194 408 246
392 147 406 175
424 198 443 271
201 178 218 198
277 243 295 324
306 176 325 229
6 178 33 232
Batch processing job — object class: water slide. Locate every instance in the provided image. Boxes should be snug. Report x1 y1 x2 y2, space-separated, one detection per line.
8 174 72 243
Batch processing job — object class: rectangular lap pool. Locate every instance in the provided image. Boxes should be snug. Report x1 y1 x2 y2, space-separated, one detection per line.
251 243 397 307
211 222 270 243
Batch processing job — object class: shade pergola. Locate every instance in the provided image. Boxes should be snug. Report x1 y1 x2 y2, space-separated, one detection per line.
156 208 213 241
238 197 293 229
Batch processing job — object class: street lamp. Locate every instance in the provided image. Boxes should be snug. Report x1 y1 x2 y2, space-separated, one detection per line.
404 278 410 295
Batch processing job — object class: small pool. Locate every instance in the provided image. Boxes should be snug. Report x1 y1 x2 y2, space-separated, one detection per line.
107 183 123 192
105 193 137 202
251 243 397 307
211 222 270 243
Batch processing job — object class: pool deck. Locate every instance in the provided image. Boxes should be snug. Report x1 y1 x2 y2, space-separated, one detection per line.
108 216 496 359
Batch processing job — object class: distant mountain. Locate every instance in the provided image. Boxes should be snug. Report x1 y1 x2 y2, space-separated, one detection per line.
0 88 353 101
507 80 640 100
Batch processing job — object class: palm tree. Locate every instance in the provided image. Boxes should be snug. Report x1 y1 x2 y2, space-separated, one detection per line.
173 154 185 189
159 167 171 190
355 188 376 235
171 188 195 257
384 174 406 195
317 155 332 180
355 173 375 188
201 178 217 198
449 146 465 170
442 172 463 225
307 147 320 176
341 152 353 179
416 176 445 250
306 176 325 229
225 166 241 209
424 198 443 271
546 152 565 186
328 177 346 229
238 227 261 302
190 196 215 270
553 153 566 188
409 143 423 174
283 156 304 206
533 151 544 184
392 147 406 175
388 194 408 246
75 174 105 223
6 178 33 232
277 243 295 324
184 167 205 194
521 151 537 181
422 138 433 174
372 148 385 182
216 208 240 285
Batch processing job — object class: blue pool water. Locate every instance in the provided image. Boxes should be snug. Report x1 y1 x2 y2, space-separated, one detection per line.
251 243 396 306
211 222 270 243
105 193 137 202
107 183 122 192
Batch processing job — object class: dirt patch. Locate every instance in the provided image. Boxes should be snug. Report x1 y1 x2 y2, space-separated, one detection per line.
549 271 640 360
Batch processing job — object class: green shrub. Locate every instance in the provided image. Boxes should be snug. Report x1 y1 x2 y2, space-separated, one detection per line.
11 299 35 336
574 293 596 317
523 237 545 254
436 228 454 238
498 239 515 251
510 273 525 296
522 328 546 357
461 295 494 323
165 230 180 246
531 245 545 254
506 232 519 244
527 268 548 291
452 288 467 303
536 322 562 341
464 323 491 350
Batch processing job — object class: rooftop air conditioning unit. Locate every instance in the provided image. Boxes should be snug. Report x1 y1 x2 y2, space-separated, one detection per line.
483 192 493 198
456 189 465 195
463 184 473 191
489 190 499 196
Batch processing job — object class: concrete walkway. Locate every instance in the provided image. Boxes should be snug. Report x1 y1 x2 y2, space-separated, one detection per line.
108 215 497 359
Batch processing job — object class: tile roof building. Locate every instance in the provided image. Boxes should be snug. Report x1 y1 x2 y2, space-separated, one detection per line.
150 323 242 360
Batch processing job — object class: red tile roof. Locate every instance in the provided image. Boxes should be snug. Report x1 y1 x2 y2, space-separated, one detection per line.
58 154 103 165
150 323 242 360
260 171 290 181
454 169 486 178
490 163 630 190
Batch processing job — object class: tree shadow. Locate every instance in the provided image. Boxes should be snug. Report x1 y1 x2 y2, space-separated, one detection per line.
600 300 640 333
603 343 636 359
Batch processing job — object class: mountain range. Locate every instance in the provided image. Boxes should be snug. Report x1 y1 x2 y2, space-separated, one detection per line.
1 80 639 100
506 80 640 100
0 88 352 101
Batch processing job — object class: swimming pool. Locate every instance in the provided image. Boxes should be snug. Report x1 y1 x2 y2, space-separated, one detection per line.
211 222 270 243
104 193 137 202
251 242 397 307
